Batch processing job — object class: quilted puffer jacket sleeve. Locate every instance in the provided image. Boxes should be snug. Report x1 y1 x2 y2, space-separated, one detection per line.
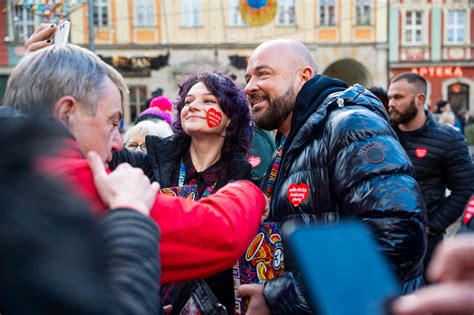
99 209 161 315
263 272 312 315
152 181 265 283
430 131 474 231
327 107 427 285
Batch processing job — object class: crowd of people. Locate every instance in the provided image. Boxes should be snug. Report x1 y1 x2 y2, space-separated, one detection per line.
0 23 473 315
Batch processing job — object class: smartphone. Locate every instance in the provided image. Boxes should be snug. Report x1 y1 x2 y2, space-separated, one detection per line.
285 221 399 315
54 21 70 47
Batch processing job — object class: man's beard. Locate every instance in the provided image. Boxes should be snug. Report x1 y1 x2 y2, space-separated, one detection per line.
390 98 418 125
249 85 296 131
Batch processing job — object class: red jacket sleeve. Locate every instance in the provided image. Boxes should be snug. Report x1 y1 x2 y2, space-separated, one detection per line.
151 181 265 283
46 158 265 283
42 157 110 215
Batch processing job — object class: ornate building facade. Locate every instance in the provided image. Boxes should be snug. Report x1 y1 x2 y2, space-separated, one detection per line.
389 0 473 112
3 0 389 124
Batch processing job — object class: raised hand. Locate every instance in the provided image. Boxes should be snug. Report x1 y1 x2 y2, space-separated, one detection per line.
25 23 56 53
88 151 160 216
238 284 270 315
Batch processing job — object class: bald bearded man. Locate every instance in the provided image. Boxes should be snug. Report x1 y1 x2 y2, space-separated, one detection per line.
238 40 427 315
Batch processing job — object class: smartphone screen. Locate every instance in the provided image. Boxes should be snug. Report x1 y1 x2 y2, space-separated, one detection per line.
54 21 70 47
286 221 399 315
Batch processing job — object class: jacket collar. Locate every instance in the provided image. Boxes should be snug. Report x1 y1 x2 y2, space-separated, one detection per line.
284 75 347 152
146 133 191 163
0 108 85 166
392 110 433 135
286 82 388 155
146 133 251 184
42 118 84 159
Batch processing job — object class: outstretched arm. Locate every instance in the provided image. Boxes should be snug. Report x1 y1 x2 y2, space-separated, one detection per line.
88 151 159 215
152 181 265 283
57 153 265 284
25 23 56 53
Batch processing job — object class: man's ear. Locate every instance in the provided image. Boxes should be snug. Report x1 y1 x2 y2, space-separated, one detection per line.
416 93 426 107
300 66 314 82
53 96 77 127
295 66 314 92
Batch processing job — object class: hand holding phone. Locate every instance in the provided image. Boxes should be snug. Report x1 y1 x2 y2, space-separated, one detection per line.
54 21 70 47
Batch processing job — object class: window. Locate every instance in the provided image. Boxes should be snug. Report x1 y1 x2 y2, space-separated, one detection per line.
446 10 465 43
356 0 372 26
229 0 245 26
181 0 201 27
129 86 148 123
319 0 335 26
93 0 109 27
276 0 295 26
448 83 469 112
135 0 155 27
12 5 35 42
405 11 423 44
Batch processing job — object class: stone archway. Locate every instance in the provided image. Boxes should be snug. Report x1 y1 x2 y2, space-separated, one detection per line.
442 77 474 113
322 58 372 87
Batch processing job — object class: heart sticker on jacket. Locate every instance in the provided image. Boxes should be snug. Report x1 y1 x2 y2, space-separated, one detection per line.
287 183 309 207
248 156 262 168
415 147 428 159
207 108 222 128
463 196 474 225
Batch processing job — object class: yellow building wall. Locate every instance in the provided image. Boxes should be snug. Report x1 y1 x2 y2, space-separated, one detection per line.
115 0 130 44
69 0 162 46
69 0 387 46
63 0 390 122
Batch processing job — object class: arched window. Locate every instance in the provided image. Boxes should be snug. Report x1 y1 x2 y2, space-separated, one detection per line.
448 83 469 112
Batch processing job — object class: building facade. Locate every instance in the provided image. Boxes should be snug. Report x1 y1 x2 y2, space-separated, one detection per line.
3 0 388 125
389 0 474 113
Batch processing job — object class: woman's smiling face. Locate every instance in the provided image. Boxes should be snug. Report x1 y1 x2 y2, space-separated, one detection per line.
180 81 230 137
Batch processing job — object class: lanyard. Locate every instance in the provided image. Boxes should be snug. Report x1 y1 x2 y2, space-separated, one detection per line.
178 160 218 198
264 137 286 199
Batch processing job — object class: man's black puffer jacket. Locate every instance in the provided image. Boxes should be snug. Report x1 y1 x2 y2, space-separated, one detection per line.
393 114 474 233
262 76 427 315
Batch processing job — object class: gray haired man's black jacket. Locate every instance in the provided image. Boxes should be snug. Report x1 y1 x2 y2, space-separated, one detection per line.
0 107 161 315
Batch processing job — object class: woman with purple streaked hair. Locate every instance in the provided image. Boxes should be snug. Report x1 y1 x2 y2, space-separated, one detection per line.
146 71 253 314
172 71 253 160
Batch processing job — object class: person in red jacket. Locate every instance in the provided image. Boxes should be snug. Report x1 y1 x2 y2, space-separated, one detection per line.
3 42 265 284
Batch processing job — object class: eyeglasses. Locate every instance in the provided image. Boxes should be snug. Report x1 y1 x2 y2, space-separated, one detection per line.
125 142 146 152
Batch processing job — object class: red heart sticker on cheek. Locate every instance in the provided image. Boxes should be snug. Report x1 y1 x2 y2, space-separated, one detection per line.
287 183 309 207
207 108 223 128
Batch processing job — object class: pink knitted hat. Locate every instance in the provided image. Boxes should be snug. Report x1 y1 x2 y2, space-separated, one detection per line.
137 96 173 126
